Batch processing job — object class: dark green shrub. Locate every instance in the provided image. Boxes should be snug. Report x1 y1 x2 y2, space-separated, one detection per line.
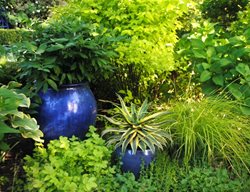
200 0 249 27
176 20 250 114
23 126 115 192
14 19 118 93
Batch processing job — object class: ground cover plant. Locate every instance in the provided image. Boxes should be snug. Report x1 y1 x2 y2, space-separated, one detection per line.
21 126 115 192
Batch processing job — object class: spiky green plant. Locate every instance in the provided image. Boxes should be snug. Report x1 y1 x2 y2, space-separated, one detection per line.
101 95 172 154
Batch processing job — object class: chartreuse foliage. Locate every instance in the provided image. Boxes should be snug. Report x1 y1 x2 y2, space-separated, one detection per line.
23 126 115 192
101 95 172 154
0 82 43 154
176 20 250 114
0 29 31 45
51 0 190 99
160 97 250 173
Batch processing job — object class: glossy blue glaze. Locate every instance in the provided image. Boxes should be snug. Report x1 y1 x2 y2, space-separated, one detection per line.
37 83 97 142
115 148 155 179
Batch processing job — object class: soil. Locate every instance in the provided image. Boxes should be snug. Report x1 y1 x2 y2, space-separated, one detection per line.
0 139 34 192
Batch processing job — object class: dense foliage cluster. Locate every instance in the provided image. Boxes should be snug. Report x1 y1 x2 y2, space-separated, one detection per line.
51 0 190 99
23 126 115 192
200 0 249 26
176 3 250 114
0 82 43 158
1 0 250 191
0 0 62 27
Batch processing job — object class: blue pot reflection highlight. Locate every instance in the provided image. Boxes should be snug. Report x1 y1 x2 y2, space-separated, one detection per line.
37 83 97 142
115 148 155 179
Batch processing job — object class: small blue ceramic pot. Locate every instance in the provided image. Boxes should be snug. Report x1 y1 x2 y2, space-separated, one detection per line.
37 83 97 142
114 148 155 179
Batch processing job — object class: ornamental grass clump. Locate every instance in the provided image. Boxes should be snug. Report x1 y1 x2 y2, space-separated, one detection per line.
101 95 172 154
161 97 250 172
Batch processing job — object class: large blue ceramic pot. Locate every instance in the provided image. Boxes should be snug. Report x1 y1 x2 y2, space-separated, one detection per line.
114 148 155 179
37 83 97 142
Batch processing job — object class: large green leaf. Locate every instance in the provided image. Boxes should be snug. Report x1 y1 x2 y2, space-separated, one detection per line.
212 74 224 86
200 70 211 82
236 63 250 77
47 79 58 91
191 39 205 49
11 115 39 131
192 49 207 59
0 122 20 134
46 44 64 52
218 58 232 67
228 84 244 100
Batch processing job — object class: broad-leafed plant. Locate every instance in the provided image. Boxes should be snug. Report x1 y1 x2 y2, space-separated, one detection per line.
101 95 172 154
15 19 119 93
0 81 43 156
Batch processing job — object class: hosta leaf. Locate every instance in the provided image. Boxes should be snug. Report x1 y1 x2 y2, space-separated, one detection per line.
20 128 44 143
24 42 37 52
0 122 20 134
240 106 250 115
11 115 39 131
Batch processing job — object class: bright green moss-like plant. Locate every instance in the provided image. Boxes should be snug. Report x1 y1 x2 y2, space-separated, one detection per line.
23 126 115 192
0 29 31 45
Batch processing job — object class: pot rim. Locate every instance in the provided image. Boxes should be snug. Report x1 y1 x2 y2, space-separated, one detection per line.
59 82 89 89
